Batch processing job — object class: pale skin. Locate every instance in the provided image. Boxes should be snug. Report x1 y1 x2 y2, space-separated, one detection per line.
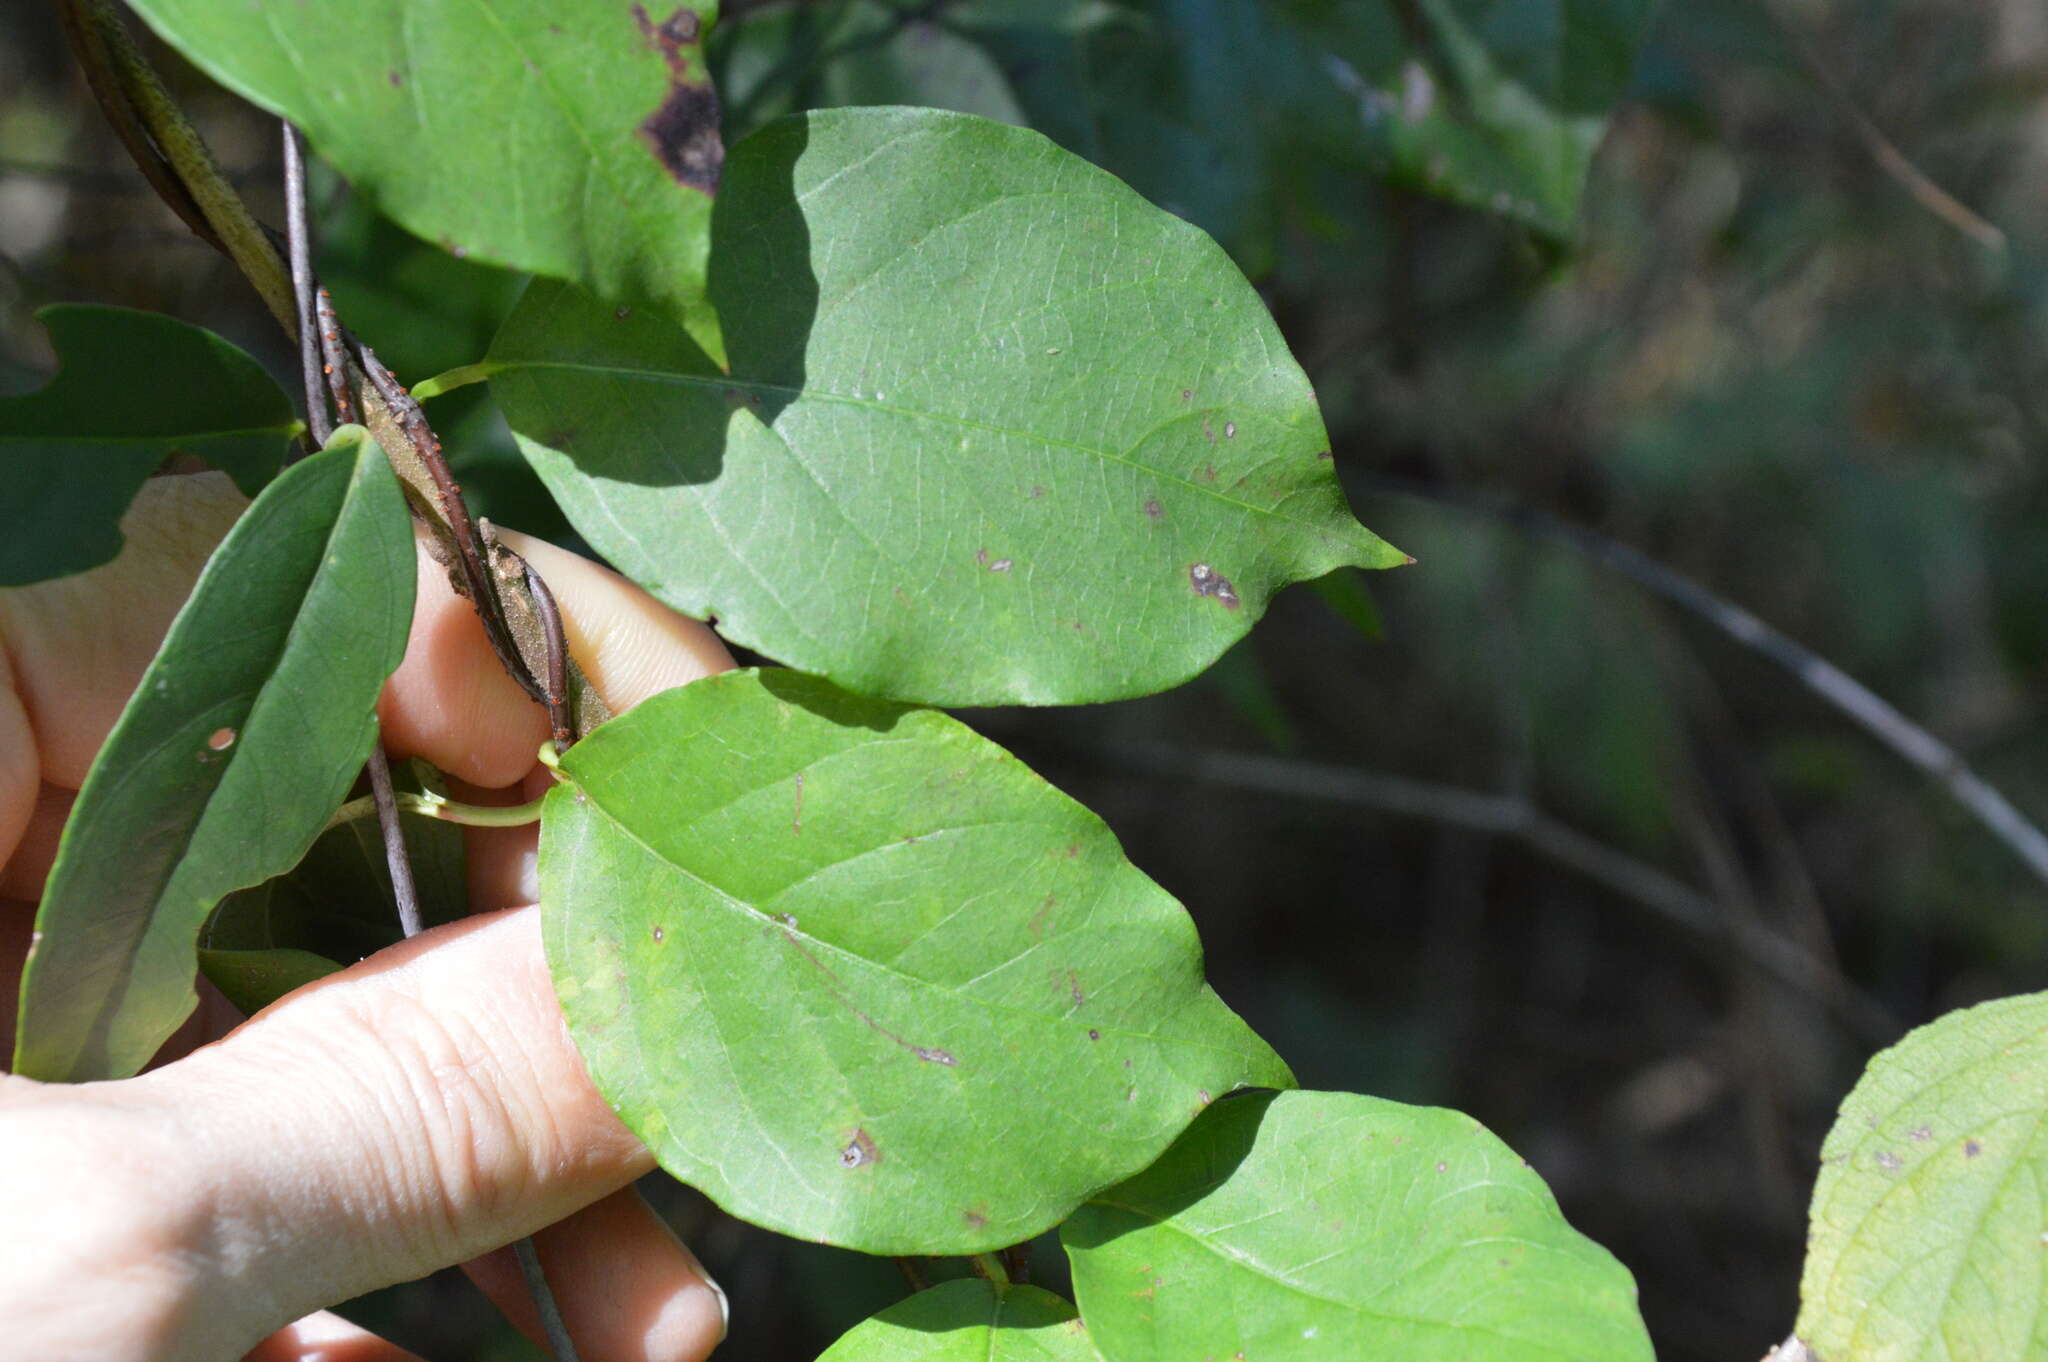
0 472 736 1362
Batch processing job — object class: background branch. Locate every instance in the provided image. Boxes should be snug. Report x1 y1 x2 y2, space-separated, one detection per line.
1364 476 2048 894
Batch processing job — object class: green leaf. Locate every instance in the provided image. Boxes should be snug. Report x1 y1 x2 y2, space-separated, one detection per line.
195 947 341 1017
1329 0 1659 236
1796 991 2048 1362
199 793 469 1015
491 107 1402 706
125 0 727 350
817 1281 1099 1362
11 428 415 1082
0 305 298 586
1064 1089 1654 1362
541 668 1290 1252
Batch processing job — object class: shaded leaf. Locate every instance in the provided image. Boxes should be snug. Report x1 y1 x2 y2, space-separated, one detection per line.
195 947 340 1017
818 1281 1098 1362
199 792 469 1015
1797 991 2048 1362
492 107 1401 706
126 0 726 350
11 428 415 1082
540 668 1290 1252
1064 1089 1654 1362
0 305 297 586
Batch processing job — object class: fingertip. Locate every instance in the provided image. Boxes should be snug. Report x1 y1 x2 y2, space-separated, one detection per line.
379 534 548 789
241 1311 428 1362
496 530 733 712
466 1187 727 1362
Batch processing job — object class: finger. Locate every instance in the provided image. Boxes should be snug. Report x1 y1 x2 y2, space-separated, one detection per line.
133 906 653 1356
495 529 734 713
465 1187 726 1362
241 1311 427 1362
377 532 548 790
379 530 732 789
0 472 247 789
0 647 37 873
0 782 73 902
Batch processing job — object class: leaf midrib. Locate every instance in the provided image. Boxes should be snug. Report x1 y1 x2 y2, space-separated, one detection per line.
497 358 1359 543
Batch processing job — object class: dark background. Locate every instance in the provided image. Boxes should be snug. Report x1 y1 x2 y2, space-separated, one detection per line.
5 1 2048 1358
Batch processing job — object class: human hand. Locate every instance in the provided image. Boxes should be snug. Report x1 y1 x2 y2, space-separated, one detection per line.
0 472 734 1362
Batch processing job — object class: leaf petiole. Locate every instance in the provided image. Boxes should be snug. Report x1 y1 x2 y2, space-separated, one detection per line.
326 788 546 831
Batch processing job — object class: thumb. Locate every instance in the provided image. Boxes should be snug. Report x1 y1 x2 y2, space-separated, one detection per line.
129 906 655 1357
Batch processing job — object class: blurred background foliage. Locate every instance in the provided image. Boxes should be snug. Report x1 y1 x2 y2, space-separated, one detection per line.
6 0 2048 1357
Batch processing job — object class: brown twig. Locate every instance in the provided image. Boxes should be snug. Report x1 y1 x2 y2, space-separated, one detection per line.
509 549 573 746
1757 0 2005 251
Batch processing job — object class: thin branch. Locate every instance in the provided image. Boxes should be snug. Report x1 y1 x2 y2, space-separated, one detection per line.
1756 0 2005 251
281 123 328 452
364 744 423 940
1366 476 2048 894
514 1238 583 1362
66 0 294 327
1094 740 1898 1043
53 0 221 248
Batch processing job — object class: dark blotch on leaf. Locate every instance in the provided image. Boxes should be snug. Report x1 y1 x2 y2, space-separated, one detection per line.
1875 1150 1903 1172
651 924 665 943
631 4 723 194
1087 1028 1100 1041
964 1206 989 1229
1189 563 1241 609
1966 1139 1984 1157
1143 498 1163 520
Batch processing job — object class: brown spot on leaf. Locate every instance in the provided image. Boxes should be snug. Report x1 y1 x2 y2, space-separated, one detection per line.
792 771 804 834
1029 485 1047 499
1088 1028 1100 1041
1199 463 1218 482
1028 894 1055 938
1315 449 1333 460
1144 498 1164 520
615 306 633 320
1909 1126 1932 1141
651 924 665 943
1189 563 1241 608
840 1128 880 1168
914 1046 957 1066
963 1205 989 1229
1875 1151 1903 1172
387 69 403 88
1202 414 1217 443
1180 388 1193 401
206 727 237 752
1966 1139 1984 1157
631 4 723 193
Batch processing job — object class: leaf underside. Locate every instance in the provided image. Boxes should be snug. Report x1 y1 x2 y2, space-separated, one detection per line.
0 305 295 586
540 668 1290 1253
1063 1089 1656 1362
1797 991 2048 1362
11 429 415 1082
492 106 1402 707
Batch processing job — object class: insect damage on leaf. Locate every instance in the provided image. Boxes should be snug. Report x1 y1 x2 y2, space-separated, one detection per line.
631 3 722 193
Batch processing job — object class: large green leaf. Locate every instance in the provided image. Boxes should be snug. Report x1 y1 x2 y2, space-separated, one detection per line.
0 306 297 586
818 1281 1098 1362
1064 1089 1655 1362
125 0 726 348
491 107 1402 706
11 429 415 1082
1796 991 2048 1362
540 668 1290 1252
